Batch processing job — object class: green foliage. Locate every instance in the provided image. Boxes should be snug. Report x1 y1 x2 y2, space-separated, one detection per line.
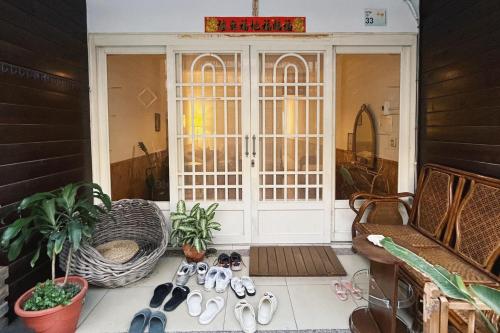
170 200 220 252
23 280 81 311
0 182 111 280
380 237 499 333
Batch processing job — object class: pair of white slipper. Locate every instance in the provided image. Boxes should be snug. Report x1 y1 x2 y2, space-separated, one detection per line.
234 292 278 333
204 266 232 293
186 290 225 324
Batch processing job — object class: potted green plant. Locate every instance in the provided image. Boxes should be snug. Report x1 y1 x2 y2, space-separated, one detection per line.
1 182 111 333
170 200 220 262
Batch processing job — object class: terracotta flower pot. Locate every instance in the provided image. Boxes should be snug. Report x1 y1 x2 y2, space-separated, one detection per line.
14 276 88 333
183 244 206 262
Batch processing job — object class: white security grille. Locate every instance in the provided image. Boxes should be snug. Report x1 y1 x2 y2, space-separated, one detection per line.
258 52 324 201
175 53 242 201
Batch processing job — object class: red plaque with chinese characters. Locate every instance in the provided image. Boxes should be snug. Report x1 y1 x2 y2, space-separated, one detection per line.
205 17 306 33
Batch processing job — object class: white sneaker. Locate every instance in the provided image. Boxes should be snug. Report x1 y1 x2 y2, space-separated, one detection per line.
199 296 225 325
175 261 196 286
204 266 219 291
230 277 246 299
215 268 232 293
241 276 256 296
186 290 203 316
196 262 209 285
234 300 256 333
257 291 278 325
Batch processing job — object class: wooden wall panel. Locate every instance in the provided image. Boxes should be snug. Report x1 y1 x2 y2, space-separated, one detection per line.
419 0 500 178
0 0 90 319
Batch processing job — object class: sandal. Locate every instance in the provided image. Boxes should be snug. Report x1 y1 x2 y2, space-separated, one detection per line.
341 280 362 300
241 276 256 296
164 286 190 311
332 280 348 301
148 311 167 333
230 277 246 299
128 308 151 333
199 296 225 325
230 252 244 271
149 283 173 308
234 300 256 333
214 253 231 269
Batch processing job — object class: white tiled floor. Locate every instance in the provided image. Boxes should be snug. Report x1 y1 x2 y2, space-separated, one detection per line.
77 251 368 333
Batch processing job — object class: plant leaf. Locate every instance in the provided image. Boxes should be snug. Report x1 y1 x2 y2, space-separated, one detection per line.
8 236 25 261
380 238 472 302
177 200 186 214
41 199 57 226
206 203 218 216
30 243 42 267
190 203 200 216
171 213 187 221
470 284 500 315
68 221 82 251
1 217 33 243
54 231 67 254
18 192 54 211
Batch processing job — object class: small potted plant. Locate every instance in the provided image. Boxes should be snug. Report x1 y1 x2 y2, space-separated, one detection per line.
1 182 111 333
170 200 220 262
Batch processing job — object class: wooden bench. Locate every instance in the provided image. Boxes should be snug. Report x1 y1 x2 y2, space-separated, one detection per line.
350 163 500 332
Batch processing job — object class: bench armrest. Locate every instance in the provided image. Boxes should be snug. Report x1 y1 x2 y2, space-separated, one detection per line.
349 191 414 214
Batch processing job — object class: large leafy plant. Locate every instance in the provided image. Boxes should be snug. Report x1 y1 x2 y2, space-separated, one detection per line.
170 200 220 252
381 237 500 333
1 182 111 309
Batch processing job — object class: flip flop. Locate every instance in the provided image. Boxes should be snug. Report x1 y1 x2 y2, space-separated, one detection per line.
230 277 246 299
341 280 363 300
186 290 203 316
199 296 225 325
148 311 167 333
149 283 173 308
332 280 348 301
164 286 190 312
128 308 151 333
241 276 256 296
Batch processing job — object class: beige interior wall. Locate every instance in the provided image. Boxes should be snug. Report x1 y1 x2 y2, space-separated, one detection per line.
107 54 167 163
335 54 400 161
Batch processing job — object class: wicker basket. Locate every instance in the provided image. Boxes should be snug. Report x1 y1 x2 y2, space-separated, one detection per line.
59 199 168 288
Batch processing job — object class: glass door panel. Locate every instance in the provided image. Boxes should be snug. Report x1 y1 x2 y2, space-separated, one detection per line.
175 53 243 202
258 52 325 201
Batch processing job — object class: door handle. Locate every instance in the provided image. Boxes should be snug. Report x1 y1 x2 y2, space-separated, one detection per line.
252 135 256 157
245 135 249 157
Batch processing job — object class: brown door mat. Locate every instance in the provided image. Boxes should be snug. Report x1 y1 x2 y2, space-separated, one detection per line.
249 246 347 277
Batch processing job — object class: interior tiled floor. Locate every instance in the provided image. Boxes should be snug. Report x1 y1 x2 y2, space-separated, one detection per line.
77 250 369 333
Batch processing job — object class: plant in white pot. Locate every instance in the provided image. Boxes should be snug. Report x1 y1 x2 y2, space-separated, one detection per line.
1 182 111 333
170 200 220 262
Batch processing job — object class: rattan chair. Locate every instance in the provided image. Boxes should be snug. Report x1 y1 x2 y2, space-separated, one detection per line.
59 199 168 288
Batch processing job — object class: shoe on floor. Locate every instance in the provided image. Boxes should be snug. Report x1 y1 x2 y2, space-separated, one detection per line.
230 277 246 299
215 267 232 293
257 291 278 325
241 276 256 296
204 266 220 291
234 300 256 333
148 311 167 333
199 296 225 325
128 308 151 333
175 260 196 286
230 252 243 271
196 262 209 285
186 290 203 317
214 253 231 268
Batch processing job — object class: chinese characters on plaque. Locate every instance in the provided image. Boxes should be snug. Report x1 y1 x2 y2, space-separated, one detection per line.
205 17 306 33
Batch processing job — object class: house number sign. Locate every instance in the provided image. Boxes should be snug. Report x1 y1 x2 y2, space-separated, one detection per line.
205 17 306 33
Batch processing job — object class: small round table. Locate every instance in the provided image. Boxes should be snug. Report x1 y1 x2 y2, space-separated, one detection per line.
350 235 413 333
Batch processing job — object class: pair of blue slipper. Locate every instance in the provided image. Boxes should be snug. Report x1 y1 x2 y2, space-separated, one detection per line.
128 308 166 333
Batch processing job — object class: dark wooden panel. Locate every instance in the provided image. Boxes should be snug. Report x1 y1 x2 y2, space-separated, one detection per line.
0 140 88 165
0 0 90 318
419 0 500 179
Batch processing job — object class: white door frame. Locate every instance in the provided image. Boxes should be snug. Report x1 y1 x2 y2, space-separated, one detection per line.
88 33 417 244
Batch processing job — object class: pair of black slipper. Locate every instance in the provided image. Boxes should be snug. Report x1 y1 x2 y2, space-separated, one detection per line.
149 282 190 311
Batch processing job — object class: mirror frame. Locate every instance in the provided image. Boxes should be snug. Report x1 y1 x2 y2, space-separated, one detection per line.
352 104 377 169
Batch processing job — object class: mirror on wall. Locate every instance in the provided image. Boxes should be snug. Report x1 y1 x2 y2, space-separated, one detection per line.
353 104 376 169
